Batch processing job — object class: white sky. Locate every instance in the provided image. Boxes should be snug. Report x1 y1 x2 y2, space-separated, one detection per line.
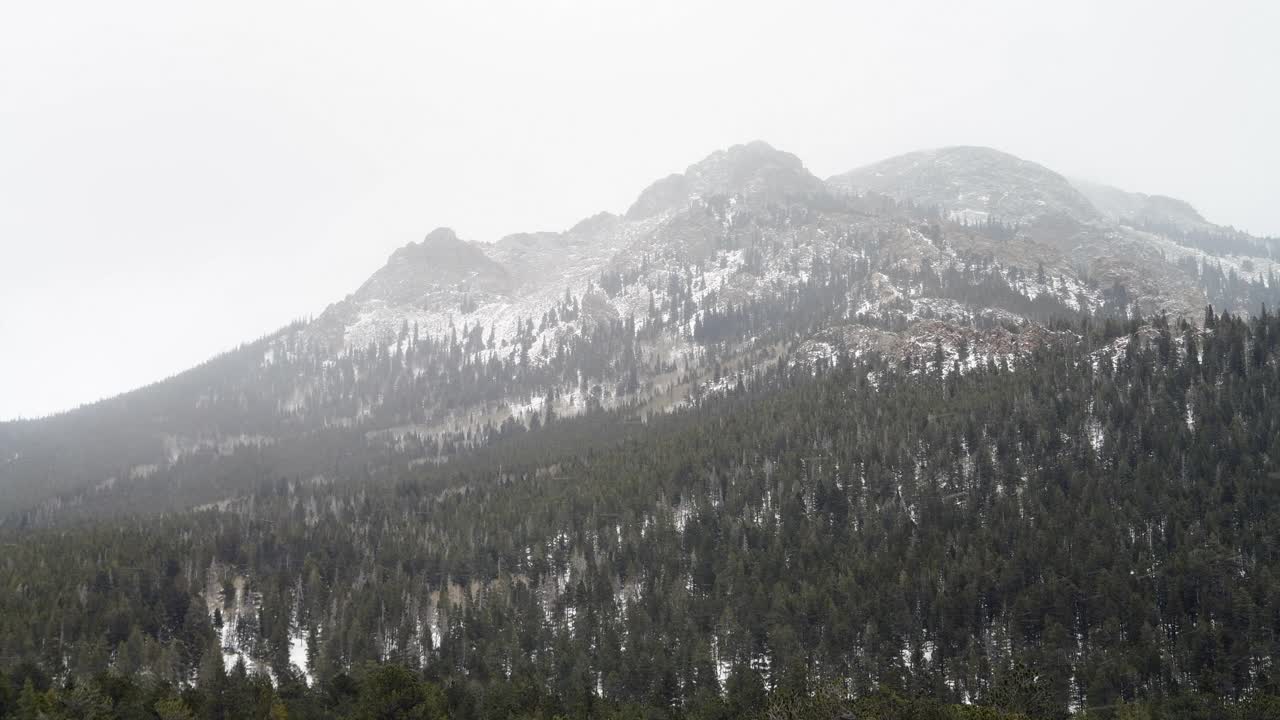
2 0 1277 420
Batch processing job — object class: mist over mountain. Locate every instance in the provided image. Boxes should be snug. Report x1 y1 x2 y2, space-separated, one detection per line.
830 146 1102 225
3 141 1278 519
3 142 1280 719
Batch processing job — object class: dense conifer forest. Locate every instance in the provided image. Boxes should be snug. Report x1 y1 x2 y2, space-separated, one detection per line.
3 307 1280 718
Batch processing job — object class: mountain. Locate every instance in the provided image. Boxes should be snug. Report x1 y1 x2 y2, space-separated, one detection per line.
362 227 513 300
3 142 1279 521
1072 177 1209 230
4 311 1280 718
831 145 1279 318
4 142 1280 718
627 140 826 219
829 145 1102 224
306 227 514 351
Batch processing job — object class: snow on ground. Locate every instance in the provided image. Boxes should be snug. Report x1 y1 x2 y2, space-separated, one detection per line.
163 433 275 465
215 576 266 679
341 210 663 352
1091 334 1132 373
289 625 314 685
128 463 159 480
712 636 732 690
1137 228 1280 286
1086 416 1104 453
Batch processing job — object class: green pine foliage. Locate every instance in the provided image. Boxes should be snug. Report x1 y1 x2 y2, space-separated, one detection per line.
2 308 1280 718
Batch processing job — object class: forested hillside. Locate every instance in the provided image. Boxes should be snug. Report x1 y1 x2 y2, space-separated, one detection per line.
6 144 1280 525
3 307 1279 719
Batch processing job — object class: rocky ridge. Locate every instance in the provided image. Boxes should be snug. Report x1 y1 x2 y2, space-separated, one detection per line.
4 141 1279 519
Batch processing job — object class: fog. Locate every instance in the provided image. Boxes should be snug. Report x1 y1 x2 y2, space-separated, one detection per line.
2 0 1277 420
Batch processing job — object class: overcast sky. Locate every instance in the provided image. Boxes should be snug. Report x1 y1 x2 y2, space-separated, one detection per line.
2 0 1277 420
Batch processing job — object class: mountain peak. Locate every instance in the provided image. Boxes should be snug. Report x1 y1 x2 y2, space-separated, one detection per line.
350 227 510 306
688 140 799 174
387 227 476 265
1071 178 1209 231
421 226 463 247
626 141 824 219
829 146 1100 224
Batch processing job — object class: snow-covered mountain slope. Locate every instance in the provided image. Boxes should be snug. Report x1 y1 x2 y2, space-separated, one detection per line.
302 142 833 352
829 146 1101 224
4 141 1279 522
827 145 1278 319
626 140 826 220
1072 177 1280 261
1071 178 1209 231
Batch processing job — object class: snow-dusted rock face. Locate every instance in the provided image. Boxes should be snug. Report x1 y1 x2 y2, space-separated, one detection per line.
1072 178 1208 231
301 141 834 354
309 141 1273 372
627 140 825 219
354 227 513 304
826 145 1280 321
829 146 1101 224
5 140 1279 520
279 140 1275 428
306 227 516 351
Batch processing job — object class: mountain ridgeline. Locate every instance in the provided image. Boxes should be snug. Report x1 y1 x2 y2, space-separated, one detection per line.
2 143 1280 719
3 142 1277 520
